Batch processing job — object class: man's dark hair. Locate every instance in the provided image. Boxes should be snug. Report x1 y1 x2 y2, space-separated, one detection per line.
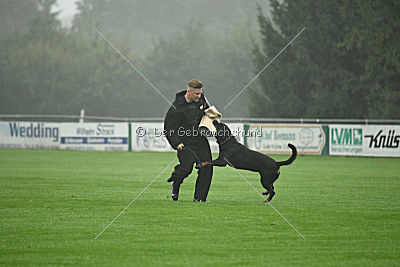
188 79 203 89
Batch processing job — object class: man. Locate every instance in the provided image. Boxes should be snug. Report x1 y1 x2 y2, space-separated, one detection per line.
164 80 213 202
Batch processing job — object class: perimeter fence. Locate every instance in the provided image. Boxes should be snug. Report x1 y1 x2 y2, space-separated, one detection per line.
1 113 399 157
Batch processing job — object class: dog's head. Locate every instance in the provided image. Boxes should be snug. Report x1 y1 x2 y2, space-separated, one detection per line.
213 120 233 144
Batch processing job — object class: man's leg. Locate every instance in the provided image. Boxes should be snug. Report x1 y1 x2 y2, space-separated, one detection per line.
168 149 195 200
193 143 213 201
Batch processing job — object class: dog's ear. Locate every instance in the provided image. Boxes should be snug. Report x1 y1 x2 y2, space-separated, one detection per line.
212 120 219 126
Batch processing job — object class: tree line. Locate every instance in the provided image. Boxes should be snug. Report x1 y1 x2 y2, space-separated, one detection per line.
0 0 398 119
251 0 399 119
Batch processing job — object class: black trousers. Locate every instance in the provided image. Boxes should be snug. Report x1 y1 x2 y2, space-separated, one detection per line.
170 142 213 200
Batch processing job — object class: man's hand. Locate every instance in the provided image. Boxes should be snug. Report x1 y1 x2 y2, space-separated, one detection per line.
177 143 185 151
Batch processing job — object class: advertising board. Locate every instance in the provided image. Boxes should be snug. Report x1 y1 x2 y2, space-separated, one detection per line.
245 124 326 155
131 122 174 152
59 123 129 151
330 125 400 157
329 125 363 156
0 122 128 151
131 122 244 153
363 125 400 157
0 121 61 149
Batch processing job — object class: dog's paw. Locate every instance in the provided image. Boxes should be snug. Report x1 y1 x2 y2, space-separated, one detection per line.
266 191 276 202
262 191 268 195
264 198 273 203
196 161 211 169
195 163 205 169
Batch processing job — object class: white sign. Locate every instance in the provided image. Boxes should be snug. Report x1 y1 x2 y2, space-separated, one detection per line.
131 122 244 153
330 125 400 157
0 121 61 149
245 124 326 155
363 125 400 157
59 123 129 151
131 122 174 152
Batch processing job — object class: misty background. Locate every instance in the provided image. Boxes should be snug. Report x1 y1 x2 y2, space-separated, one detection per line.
0 0 398 119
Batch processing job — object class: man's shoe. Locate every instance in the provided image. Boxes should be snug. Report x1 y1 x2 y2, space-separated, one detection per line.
171 181 181 201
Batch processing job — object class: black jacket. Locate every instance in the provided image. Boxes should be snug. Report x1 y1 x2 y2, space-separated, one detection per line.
164 91 210 149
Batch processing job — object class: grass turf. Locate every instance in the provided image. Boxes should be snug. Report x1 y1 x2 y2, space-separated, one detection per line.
0 149 399 266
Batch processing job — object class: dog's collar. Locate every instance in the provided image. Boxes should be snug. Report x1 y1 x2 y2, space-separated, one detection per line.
217 135 232 145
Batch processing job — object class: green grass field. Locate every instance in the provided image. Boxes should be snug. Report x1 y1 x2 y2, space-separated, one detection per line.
1 149 399 266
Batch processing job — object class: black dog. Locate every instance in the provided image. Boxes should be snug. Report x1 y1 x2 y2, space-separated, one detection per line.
197 120 297 202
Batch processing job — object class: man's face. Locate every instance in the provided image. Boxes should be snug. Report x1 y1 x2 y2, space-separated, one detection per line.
187 87 203 102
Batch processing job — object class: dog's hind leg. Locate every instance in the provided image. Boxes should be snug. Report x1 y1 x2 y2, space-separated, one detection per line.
261 184 275 202
262 183 275 195
271 168 280 184
260 170 278 202
266 194 275 202
265 170 281 201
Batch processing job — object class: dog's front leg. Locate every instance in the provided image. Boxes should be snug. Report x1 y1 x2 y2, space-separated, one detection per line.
209 157 228 167
195 161 212 169
195 157 227 169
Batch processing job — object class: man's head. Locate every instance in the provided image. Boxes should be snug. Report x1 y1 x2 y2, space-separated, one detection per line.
186 79 203 103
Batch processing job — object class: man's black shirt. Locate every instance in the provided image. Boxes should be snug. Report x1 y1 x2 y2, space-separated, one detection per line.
164 91 210 149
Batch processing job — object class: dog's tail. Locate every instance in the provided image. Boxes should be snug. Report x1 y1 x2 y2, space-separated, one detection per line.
277 143 297 166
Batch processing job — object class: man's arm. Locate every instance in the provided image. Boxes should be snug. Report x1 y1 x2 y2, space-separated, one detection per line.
164 107 182 150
